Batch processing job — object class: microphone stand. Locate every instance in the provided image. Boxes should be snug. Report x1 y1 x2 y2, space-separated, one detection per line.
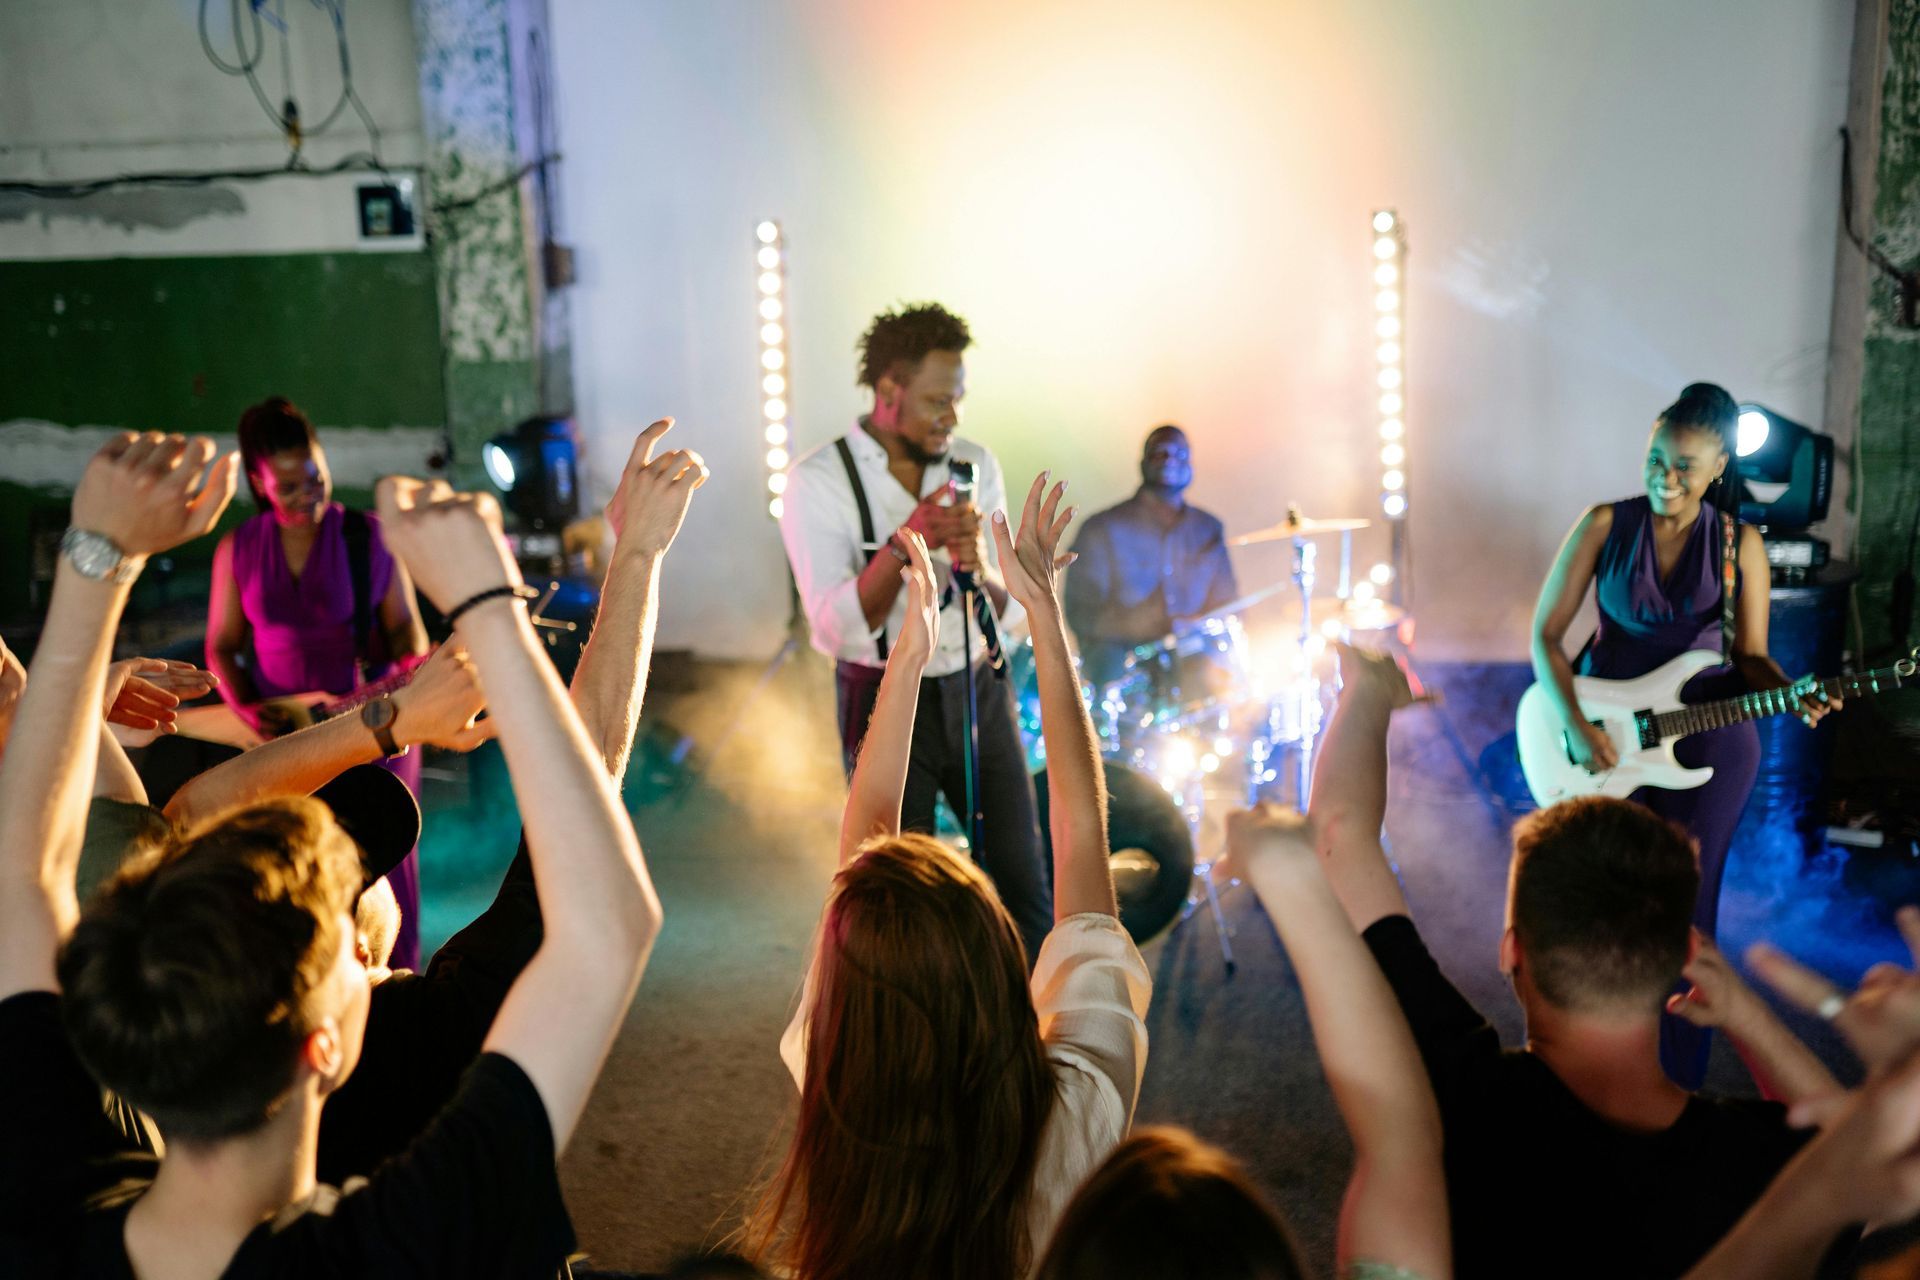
949 564 1005 859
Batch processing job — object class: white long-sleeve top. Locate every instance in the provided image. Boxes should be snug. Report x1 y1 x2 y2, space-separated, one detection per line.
777 422 1025 677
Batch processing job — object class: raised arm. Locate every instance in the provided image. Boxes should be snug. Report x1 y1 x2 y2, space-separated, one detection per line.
0 434 237 1000
992 473 1114 921
164 640 489 827
378 555 431 667
375 478 661 1154
1530 504 1616 774
839 531 938 864
1309 644 1430 932
1682 1048 1920 1280
1224 805 1450 1279
572 418 706 778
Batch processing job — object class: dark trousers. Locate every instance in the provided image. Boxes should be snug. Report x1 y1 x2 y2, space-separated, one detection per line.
1644 668 1762 1090
836 660 1054 963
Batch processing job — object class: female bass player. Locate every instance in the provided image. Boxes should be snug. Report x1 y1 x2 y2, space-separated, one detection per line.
1530 381 1835 1088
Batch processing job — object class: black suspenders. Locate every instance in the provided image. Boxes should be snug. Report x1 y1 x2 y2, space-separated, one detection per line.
834 436 890 661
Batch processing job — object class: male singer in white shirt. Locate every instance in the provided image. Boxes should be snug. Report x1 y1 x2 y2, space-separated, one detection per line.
778 302 1052 959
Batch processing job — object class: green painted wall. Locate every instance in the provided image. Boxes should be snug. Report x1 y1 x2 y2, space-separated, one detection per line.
1860 0 1920 673
0 252 445 432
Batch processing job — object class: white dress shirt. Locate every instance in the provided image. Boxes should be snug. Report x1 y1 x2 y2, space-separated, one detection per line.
778 422 1025 678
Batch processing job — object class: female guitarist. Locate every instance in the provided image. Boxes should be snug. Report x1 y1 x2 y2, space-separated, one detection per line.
206 396 432 966
1531 381 1835 1088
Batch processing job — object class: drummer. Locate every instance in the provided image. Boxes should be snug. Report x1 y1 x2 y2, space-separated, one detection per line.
1064 424 1241 688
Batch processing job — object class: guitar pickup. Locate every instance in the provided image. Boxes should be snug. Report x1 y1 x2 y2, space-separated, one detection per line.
1562 720 1608 765
1634 711 1658 750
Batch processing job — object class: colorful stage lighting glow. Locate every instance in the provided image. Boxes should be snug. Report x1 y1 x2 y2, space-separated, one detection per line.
757 220 791 518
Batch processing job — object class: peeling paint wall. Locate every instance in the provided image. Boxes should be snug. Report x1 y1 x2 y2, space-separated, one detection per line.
0 0 444 618
1858 0 1920 669
411 0 553 488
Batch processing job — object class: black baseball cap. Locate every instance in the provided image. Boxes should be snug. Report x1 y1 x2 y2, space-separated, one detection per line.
313 765 421 888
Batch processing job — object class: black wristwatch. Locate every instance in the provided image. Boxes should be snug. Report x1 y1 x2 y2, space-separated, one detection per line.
360 695 406 758
885 533 912 565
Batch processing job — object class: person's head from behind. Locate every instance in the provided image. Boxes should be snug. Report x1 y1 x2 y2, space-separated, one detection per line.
238 396 330 528
1140 425 1192 496
1034 1128 1308 1280
858 302 971 464
1646 381 1736 520
755 832 1055 1279
1501 796 1699 1017
57 798 371 1146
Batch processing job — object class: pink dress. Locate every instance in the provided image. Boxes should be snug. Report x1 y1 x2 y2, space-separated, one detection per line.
228 503 424 970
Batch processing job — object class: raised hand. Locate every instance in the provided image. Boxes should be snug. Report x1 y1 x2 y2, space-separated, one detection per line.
604 418 710 556
374 478 521 615
392 643 493 750
894 529 940 660
70 433 239 559
1335 642 1436 712
103 658 220 733
1749 904 1920 1079
1218 801 1315 886
988 472 1077 612
1667 932 1765 1030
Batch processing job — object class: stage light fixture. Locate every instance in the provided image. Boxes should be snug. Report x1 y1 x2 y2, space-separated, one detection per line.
1732 402 1834 532
1380 418 1404 440
1381 443 1405 466
757 220 793 518
1383 492 1407 518
482 415 580 531
1379 392 1403 415
1373 211 1396 233
1370 562 1393 585
1383 469 1406 491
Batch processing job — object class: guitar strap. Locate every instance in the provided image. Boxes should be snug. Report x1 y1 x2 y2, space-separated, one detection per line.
343 508 376 681
834 436 889 662
1719 503 1737 665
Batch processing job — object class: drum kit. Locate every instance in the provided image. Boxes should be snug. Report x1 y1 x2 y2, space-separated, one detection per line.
1018 505 1410 966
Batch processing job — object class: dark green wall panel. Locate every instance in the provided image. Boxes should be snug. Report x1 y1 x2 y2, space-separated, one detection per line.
0 252 445 433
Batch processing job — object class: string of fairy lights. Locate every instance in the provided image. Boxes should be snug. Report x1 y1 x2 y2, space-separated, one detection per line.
757 219 791 518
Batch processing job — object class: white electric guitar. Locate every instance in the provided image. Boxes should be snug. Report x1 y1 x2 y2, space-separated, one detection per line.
1516 647 1918 806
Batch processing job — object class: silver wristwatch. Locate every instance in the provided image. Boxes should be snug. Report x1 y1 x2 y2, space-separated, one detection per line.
59 528 139 585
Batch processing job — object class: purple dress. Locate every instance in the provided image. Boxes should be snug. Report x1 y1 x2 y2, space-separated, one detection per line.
1580 495 1759 1087
231 504 424 970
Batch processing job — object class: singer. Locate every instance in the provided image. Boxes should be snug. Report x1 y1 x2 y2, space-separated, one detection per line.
778 302 1053 959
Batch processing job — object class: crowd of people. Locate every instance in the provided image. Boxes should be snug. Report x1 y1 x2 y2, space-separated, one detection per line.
0 406 1917 1278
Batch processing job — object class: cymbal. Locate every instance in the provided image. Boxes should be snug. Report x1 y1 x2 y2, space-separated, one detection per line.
1229 513 1371 547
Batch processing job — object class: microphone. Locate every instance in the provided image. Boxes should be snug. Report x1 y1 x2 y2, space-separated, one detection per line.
946 459 1007 675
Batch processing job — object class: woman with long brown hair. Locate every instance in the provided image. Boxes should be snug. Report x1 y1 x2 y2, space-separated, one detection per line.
749 473 1151 1280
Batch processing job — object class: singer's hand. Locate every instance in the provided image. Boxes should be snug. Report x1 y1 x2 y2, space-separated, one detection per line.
901 492 965 549
945 503 989 575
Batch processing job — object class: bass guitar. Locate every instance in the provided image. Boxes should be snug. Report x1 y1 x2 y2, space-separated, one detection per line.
1515 647 1918 806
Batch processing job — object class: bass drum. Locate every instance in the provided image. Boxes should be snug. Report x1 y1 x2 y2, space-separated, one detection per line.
1033 762 1194 945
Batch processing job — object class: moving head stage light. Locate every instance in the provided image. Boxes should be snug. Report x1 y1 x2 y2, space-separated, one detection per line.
1734 403 1834 576
483 415 581 531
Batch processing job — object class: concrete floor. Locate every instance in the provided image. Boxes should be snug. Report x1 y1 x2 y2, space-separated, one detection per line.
411 652 1919 1276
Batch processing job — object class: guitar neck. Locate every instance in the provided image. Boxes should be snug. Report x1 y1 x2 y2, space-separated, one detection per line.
1650 662 1914 741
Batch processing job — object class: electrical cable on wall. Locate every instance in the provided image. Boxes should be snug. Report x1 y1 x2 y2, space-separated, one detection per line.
196 0 381 164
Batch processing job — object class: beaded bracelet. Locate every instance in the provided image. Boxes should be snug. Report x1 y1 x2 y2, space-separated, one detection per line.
446 583 540 629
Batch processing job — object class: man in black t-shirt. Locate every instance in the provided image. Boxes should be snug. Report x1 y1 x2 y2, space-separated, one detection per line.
0 431 697 1277
1309 645 1836 1280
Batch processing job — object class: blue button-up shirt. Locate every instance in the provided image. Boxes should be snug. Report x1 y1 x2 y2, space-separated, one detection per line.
1064 490 1239 685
